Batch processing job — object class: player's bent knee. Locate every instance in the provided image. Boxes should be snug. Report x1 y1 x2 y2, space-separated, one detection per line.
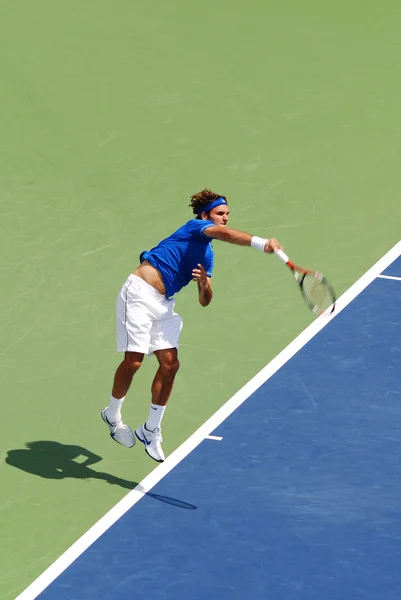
161 358 180 378
123 352 144 373
130 360 143 372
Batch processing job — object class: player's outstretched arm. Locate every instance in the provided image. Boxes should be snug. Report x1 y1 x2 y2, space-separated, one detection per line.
203 226 282 253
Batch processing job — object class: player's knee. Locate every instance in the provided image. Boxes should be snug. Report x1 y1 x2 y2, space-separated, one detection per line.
130 360 143 373
161 357 180 378
123 353 144 374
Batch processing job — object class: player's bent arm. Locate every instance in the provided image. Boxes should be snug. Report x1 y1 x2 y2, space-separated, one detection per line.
198 277 213 307
80 449 103 467
204 226 281 253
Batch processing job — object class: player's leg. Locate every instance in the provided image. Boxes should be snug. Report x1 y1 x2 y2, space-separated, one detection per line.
102 351 145 447
151 348 180 406
135 299 183 462
111 351 145 402
135 348 180 463
102 275 152 448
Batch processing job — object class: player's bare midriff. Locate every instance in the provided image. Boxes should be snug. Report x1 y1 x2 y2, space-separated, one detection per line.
132 260 167 296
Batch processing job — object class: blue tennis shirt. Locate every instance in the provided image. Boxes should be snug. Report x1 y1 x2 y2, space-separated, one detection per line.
140 219 215 298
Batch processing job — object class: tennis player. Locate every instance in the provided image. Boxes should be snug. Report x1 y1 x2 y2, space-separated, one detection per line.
101 189 282 462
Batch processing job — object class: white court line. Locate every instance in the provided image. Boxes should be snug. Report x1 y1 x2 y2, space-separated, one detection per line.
377 274 401 282
16 240 401 600
206 435 223 441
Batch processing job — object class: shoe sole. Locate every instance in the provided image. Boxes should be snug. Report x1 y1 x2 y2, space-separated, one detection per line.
101 409 136 448
135 429 164 463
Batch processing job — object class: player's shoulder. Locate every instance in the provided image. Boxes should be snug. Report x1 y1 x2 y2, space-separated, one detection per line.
166 219 214 242
186 218 214 233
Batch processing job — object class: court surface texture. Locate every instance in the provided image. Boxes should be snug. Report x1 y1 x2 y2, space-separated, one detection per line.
16 244 401 599
2 2 401 599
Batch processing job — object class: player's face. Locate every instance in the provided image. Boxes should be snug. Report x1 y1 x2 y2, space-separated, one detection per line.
208 205 229 226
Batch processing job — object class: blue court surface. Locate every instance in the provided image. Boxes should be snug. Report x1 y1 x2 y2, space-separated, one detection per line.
22 247 401 600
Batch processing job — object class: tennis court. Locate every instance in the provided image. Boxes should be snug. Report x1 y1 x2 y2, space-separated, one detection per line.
16 245 401 600
1 1 401 599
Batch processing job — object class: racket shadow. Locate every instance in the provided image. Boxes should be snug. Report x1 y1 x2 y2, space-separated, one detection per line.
135 484 198 510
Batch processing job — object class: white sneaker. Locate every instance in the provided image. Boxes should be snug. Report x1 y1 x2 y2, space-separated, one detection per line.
101 408 135 448
135 423 165 462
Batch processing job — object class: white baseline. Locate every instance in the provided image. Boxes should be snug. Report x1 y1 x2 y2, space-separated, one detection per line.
377 274 401 282
16 240 401 600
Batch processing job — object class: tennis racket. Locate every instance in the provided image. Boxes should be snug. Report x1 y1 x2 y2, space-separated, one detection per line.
275 249 336 316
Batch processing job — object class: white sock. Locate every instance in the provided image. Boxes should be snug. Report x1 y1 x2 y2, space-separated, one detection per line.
146 403 166 432
107 395 125 423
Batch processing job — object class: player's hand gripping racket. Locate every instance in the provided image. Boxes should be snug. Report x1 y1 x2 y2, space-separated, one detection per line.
275 249 336 316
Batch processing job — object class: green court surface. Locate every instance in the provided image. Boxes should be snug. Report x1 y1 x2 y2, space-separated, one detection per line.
1 1 400 598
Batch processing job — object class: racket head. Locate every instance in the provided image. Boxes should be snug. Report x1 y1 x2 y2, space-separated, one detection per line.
299 270 336 316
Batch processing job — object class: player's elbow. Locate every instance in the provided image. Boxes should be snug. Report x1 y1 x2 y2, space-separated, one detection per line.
199 296 212 307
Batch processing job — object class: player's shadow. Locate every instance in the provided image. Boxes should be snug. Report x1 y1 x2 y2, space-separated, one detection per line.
5 441 197 509
5 440 137 489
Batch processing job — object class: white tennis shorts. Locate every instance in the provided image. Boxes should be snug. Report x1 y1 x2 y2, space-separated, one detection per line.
116 274 183 355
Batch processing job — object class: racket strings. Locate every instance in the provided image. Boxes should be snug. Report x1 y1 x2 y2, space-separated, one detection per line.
302 274 334 311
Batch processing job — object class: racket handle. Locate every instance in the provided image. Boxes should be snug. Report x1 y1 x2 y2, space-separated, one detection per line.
274 248 290 264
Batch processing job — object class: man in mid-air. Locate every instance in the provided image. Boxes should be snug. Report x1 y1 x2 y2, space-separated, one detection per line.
102 189 282 462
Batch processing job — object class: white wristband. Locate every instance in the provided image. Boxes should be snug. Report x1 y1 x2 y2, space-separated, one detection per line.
251 236 268 252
